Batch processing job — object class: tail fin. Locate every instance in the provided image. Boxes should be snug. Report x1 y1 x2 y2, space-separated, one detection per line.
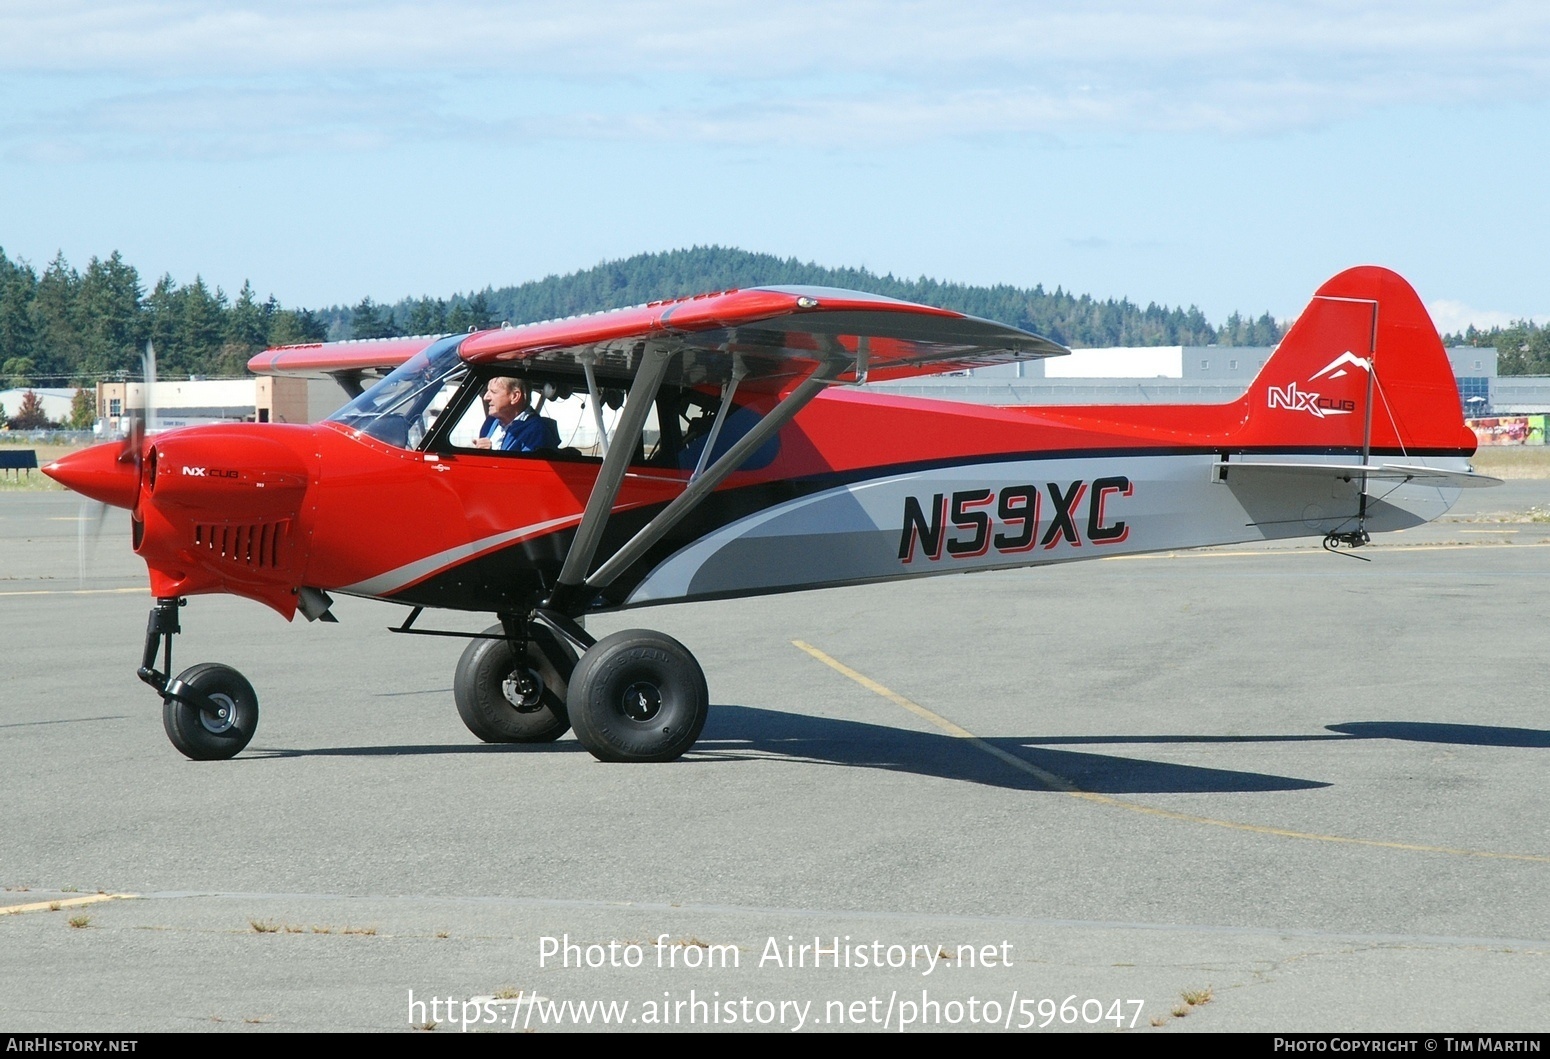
1236 266 1476 456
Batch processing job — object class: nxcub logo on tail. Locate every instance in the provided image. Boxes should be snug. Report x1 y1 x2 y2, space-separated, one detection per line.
1266 351 1369 419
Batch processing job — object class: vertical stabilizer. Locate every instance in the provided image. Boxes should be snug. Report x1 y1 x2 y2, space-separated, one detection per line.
1236 266 1475 456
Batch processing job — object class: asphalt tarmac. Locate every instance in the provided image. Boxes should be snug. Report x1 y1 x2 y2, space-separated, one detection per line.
3 483 1549 1033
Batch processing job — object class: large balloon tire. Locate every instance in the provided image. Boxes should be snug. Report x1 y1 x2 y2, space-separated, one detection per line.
162 663 259 761
567 630 708 763
453 627 571 743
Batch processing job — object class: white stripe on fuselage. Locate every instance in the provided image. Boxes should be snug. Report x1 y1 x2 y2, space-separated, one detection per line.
340 513 581 597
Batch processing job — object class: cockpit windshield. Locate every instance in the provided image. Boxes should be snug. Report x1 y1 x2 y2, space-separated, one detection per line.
327 335 466 449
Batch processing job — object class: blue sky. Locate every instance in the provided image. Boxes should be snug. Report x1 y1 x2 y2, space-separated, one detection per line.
2 1 1546 330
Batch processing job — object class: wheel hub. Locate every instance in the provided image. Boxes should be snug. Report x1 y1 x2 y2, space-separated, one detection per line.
501 667 545 712
199 692 237 734
621 681 662 721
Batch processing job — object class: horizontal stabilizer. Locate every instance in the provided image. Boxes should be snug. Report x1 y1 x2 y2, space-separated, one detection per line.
1215 460 1500 489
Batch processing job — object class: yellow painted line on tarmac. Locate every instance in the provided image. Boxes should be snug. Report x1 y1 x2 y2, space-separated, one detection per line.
0 893 135 916
792 640 1550 864
0 587 146 598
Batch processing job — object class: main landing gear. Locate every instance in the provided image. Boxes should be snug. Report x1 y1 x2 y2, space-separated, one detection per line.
448 611 709 763
139 596 259 760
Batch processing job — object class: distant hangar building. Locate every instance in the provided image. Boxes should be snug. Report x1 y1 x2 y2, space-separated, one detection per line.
869 345 1502 413
874 347 1525 415
84 341 1547 431
96 377 309 432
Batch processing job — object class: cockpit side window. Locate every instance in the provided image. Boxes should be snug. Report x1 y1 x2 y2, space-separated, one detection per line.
423 369 778 471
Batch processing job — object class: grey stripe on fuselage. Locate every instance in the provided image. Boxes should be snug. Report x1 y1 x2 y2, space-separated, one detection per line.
625 453 1464 605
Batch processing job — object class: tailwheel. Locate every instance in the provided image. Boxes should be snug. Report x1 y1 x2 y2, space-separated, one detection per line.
161 663 259 761
567 630 708 762
454 625 571 743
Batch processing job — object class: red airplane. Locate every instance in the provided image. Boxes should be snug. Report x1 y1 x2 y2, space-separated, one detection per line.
45 265 1493 763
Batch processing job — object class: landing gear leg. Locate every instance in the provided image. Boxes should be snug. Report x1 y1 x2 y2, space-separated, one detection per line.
138 596 259 760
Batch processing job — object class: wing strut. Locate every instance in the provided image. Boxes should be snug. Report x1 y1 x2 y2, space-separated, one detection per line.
542 352 846 614
579 352 612 457
689 356 748 484
550 342 674 597
585 355 846 592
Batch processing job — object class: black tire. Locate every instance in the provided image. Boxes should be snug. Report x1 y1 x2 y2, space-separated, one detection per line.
453 626 570 743
161 663 258 761
567 630 708 762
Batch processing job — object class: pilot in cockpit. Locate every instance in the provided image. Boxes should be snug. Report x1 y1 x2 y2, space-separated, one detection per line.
473 376 561 452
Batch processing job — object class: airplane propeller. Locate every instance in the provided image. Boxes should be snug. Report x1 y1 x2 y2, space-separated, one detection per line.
76 341 157 582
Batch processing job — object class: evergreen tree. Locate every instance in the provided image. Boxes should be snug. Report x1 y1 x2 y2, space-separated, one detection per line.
3 356 35 387
226 280 270 350
142 275 180 376
78 251 143 376
174 277 227 375
32 252 82 382
404 297 448 335
268 307 328 346
350 297 395 340
0 248 39 372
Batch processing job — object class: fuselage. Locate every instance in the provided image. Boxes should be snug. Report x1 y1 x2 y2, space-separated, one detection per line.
46 384 1473 620
44 264 1481 621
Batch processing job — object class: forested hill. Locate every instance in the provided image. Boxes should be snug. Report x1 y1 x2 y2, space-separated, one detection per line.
1 245 1285 388
328 246 1284 351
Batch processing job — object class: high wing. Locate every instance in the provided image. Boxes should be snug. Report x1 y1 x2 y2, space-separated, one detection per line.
249 335 447 397
383 287 1060 614
458 286 1067 390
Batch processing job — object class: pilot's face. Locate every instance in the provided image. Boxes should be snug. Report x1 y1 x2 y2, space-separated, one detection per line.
484 378 526 422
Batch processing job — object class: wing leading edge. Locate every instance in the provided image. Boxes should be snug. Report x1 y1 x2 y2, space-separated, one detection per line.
249 335 448 398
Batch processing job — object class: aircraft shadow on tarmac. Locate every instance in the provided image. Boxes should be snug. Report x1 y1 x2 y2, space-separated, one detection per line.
1325 721 1550 748
243 711 1550 794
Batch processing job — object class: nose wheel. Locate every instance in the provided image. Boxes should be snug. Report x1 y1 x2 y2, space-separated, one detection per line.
161 663 259 760
138 597 259 760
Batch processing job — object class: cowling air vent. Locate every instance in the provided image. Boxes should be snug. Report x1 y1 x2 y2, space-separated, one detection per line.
192 520 288 568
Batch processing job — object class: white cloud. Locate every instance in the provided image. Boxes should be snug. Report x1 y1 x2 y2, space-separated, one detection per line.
1428 299 1546 336
3 1 1549 157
